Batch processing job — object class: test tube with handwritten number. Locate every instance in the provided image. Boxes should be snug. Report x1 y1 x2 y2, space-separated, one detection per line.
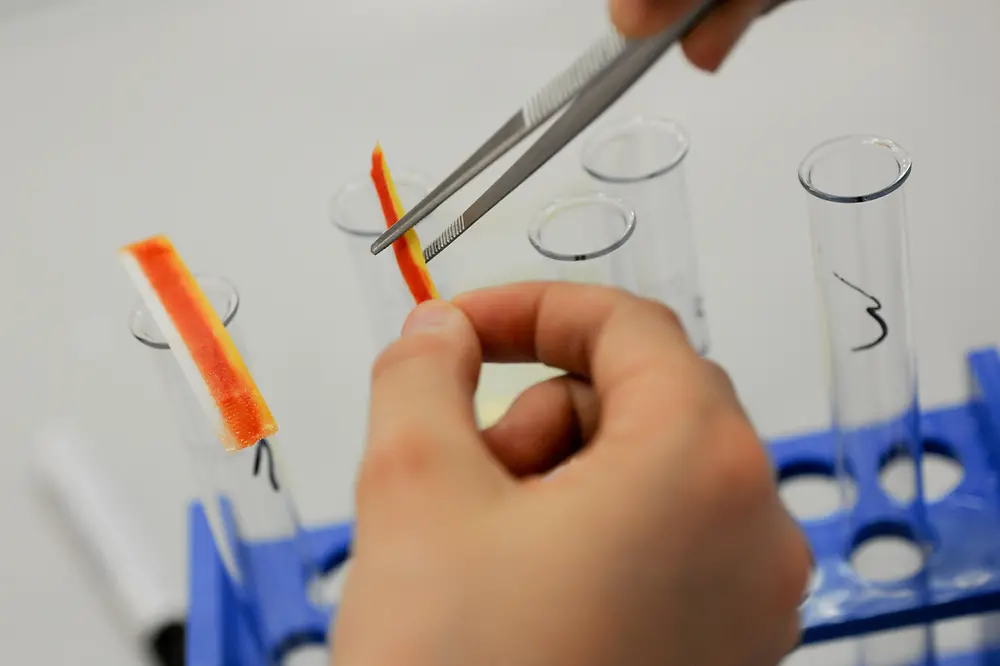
581 117 710 355
130 275 328 665
800 136 931 585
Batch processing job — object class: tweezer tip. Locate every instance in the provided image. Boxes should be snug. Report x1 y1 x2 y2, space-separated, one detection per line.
370 235 391 255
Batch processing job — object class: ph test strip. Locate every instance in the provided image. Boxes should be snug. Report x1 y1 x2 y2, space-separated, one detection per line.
119 235 277 451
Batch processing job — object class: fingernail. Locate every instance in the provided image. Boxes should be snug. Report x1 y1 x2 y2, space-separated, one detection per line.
402 300 459 336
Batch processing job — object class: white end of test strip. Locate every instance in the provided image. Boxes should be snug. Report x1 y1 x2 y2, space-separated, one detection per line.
118 251 238 451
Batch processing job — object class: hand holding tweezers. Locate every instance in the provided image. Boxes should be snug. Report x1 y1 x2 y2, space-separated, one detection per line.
370 0 723 262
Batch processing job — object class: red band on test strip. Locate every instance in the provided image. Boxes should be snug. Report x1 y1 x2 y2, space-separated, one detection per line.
370 144 439 304
123 236 277 449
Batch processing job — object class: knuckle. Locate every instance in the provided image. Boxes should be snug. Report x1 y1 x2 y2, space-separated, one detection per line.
764 529 813 629
708 414 775 505
671 360 734 423
779 524 814 612
636 296 686 334
776 617 804 660
356 424 439 501
371 334 457 385
702 417 812 616
370 343 406 386
701 359 738 398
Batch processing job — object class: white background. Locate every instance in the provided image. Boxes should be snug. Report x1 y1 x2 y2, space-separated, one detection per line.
1 0 998 663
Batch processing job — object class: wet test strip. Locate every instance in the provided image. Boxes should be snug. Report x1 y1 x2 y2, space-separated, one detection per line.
119 235 277 451
370 143 439 304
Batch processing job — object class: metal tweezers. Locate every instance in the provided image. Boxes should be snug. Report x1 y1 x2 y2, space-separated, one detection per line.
370 0 722 262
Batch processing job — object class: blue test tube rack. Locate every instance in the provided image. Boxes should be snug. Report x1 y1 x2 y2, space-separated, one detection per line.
187 347 1000 665
188 507 352 665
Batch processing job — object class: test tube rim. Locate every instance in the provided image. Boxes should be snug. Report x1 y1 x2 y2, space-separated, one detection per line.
528 192 636 262
128 273 240 350
580 115 690 184
798 134 912 204
329 169 432 238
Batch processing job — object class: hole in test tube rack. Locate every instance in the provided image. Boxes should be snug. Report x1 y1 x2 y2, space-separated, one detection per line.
856 625 935 666
849 521 925 584
777 458 857 522
315 560 352 606
276 635 330 666
878 439 964 504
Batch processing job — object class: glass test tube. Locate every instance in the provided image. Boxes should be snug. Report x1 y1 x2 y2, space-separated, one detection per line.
474 193 640 428
581 116 710 355
330 171 451 351
130 275 327 664
528 192 640 289
800 136 931 566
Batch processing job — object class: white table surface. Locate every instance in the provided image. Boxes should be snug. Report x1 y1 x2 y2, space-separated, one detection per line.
1 0 998 663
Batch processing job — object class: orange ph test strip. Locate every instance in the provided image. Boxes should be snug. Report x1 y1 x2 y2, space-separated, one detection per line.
370 144 439 303
119 235 277 451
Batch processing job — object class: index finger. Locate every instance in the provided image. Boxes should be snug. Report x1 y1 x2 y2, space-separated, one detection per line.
452 282 706 421
609 0 773 72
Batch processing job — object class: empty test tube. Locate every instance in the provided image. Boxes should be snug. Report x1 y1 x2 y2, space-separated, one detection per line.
528 192 640 290
801 135 931 571
129 274 327 664
581 116 710 354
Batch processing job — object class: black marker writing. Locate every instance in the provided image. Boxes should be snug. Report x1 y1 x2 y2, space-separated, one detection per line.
253 438 280 491
833 272 888 352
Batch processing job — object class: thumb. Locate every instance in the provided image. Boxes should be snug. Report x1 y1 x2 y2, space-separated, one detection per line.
359 300 508 526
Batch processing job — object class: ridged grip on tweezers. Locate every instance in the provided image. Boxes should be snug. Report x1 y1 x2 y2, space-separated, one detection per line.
422 0 723 263
423 214 465 262
521 31 627 127
371 31 627 256
421 33 628 264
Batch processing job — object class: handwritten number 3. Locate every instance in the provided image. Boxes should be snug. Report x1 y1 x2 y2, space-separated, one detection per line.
254 438 280 492
833 272 888 352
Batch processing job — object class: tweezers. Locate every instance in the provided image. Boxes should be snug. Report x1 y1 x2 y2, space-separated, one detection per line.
370 0 722 262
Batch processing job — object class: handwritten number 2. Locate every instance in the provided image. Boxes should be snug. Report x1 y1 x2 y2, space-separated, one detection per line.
833 272 888 352
253 438 280 492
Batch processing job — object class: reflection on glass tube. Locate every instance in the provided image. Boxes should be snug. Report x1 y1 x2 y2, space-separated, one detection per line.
130 275 326 664
800 135 932 576
581 116 710 355
330 170 452 352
